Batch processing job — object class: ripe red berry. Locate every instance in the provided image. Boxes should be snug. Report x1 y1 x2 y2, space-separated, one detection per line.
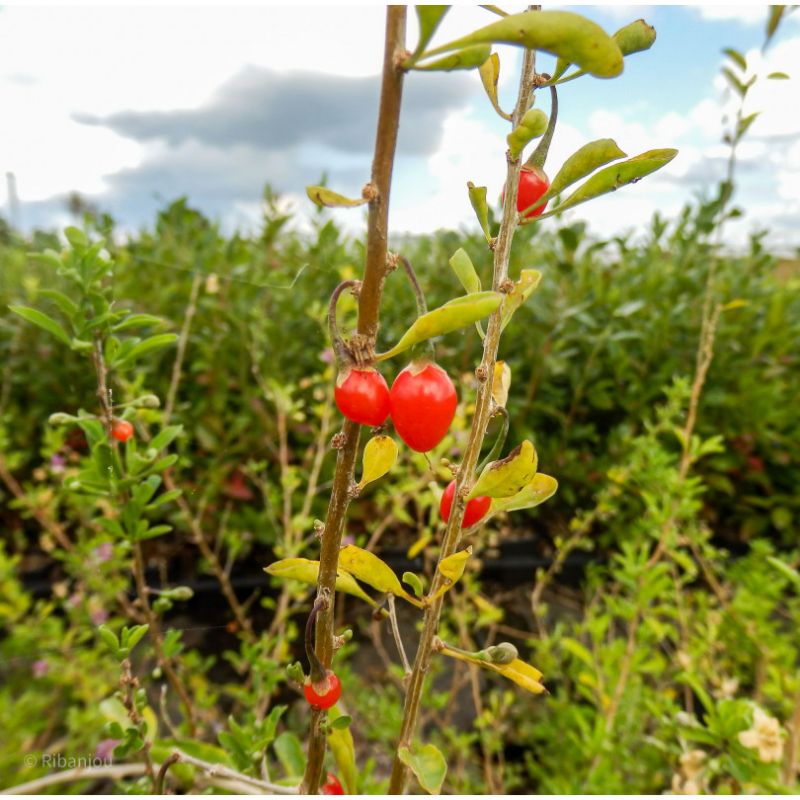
390 362 457 453
111 419 134 443
334 368 390 427
321 773 344 795
303 670 342 710
440 480 491 529
502 166 549 219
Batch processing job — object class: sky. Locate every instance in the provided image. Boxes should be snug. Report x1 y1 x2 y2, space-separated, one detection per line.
1 3 798 251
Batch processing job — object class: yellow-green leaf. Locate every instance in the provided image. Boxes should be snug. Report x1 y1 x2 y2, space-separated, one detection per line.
422 10 623 79
413 44 492 72
469 440 538 500
357 435 398 490
328 706 358 794
492 361 511 408
540 149 678 218
500 269 542 331
449 247 481 294
614 19 656 56
478 52 508 118
489 473 558 514
9 305 72 346
264 558 376 607
410 5 450 61
338 545 421 606
398 742 447 794
507 109 548 159
536 139 627 207
377 291 502 361
467 183 492 243
429 547 472 601
306 186 367 208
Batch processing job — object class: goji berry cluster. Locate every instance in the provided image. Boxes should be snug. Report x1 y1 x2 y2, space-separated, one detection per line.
335 359 457 454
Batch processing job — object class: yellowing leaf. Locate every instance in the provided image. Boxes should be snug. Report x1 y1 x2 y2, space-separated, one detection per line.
264 558 376 607
469 440 538 500
492 361 511 408
479 52 507 118
489 473 558 514
501 270 541 331
338 545 421 606
398 743 447 794
430 547 472 601
328 706 358 794
358 436 398 489
413 44 492 72
306 186 368 208
407 533 431 560
439 644 546 695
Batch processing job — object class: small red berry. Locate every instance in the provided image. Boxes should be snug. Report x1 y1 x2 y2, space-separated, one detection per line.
334 368 391 427
502 166 549 219
111 419 134 443
390 362 457 453
303 670 342 710
440 480 491 529
321 773 344 795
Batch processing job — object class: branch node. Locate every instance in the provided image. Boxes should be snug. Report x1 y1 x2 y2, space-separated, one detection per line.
331 432 346 450
476 365 489 383
362 182 379 202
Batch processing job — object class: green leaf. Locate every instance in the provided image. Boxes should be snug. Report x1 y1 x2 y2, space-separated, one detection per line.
469 440 538 500
767 71 790 80
413 44 491 72
403 572 425 598
113 314 163 332
449 247 482 294
766 556 800 589
507 108 548 159
423 10 624 79
38 289 78 318
328 706 358 793
411 6 450 61
264 558 377 607
98 625 121 658
489 473 558 514
551 56 571 81
115 334 178 365
357 436 398 490
123 624 149 653
273 732 305 779
377 291 502 361
306 186 367 208
737 112 760 140
8 305 72 346
467 183 492 243
614 19 657 56
536 139 627 207
478 52 508 118
398 742 447 794
150 425 183 452
722 47 747 71
722 66 747 97
765 5 786 49
64 226 88 249
539 149 678 218
338 545 420 605
500 269 542 331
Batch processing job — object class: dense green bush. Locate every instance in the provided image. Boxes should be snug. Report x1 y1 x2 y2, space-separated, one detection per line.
1 189 798 792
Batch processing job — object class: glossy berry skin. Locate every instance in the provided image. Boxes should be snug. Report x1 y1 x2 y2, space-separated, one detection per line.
111 420 134 442
334 368 390 427
390 362 457 453
503 166 549 220
321 774 344 795
440 480 491 529
303 670 341 710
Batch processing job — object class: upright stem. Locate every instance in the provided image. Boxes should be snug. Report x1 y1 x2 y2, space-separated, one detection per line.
300 7 407 793
388 34 539 795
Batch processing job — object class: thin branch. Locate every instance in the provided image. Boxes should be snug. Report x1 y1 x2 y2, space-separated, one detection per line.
0 763 147 795
172 749 298 794
388 22 540 794
301 7 408 793
164 272 201 423
388 594 411 675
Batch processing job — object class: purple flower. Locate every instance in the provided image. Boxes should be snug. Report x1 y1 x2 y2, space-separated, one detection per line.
95 738 120 762
89 607 109 625
50 454 66 473
319 348 335 365
32 659 49 678
341 535 355 547
92 543 114 563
